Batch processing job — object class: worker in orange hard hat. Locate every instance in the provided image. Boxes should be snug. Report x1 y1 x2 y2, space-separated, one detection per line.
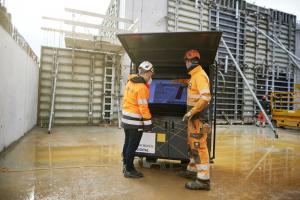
184 49 201 61
121 61 154 178
256 95 269 127
179 49 211 190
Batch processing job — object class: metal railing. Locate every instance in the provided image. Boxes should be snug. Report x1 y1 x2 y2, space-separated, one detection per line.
271 92 300 111
11 27 39 64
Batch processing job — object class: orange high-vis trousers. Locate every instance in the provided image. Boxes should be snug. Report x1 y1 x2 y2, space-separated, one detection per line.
187 118 210 180
257 112 266 123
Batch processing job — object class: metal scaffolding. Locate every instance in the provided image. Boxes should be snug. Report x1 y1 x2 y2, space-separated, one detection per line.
222 37 278 138
39 6 140 126
166 0 297 124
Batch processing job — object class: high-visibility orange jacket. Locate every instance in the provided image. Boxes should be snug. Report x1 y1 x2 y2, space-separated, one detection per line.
122 74 152 129
187 65 211 116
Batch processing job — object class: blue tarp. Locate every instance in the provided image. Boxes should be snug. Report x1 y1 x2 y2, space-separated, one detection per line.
149 80 187 105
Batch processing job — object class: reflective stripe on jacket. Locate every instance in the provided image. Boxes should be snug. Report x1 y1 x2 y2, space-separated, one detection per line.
122 75 152 129
187 65 211 116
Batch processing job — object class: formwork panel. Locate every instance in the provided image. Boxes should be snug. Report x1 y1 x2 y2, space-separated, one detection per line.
38 46 122 126
167 0 210 32
167 0 296 123
244 4 296 118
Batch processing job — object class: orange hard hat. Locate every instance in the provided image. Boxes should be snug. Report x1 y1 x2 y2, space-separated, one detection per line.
184 49 200 60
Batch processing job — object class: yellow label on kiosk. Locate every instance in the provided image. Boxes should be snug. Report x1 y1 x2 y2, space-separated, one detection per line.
157 133 166 143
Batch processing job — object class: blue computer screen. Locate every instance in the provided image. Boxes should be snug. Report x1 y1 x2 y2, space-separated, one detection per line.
149 80 187 105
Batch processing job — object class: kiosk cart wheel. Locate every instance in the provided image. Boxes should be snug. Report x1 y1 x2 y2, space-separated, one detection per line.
180 159 189 169
146 157 157 163
181 159 190 165
138 157 144 167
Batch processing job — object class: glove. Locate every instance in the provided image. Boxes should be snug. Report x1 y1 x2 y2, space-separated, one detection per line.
182 111 192 121
143 124 153 132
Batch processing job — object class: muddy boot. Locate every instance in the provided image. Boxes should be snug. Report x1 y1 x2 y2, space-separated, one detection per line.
124 168 144 178
185 179 210 191
178 170 197 180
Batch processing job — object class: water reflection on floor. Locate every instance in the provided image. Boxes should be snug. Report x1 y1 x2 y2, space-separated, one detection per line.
0 126 299 200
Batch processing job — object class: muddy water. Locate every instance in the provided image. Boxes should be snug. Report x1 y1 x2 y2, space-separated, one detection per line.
0 126 299 199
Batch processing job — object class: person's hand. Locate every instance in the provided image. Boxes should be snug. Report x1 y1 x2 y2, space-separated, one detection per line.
182 111 192 121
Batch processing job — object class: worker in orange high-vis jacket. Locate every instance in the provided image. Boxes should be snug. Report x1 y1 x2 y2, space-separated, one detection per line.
180 49 212 190
121 61 154 178
256 95 269 127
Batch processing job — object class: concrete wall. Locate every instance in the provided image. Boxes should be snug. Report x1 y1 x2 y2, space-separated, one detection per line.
0 4 12 34
120 0 168 82
124 0 168 33
0 26 39 152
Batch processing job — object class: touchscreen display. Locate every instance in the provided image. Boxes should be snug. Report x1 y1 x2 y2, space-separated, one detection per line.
149 80 187 105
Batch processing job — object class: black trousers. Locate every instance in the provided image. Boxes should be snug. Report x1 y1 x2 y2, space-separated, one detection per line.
122 129 143 171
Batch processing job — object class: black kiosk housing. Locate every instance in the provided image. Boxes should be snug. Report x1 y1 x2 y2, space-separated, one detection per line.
117 31 222 162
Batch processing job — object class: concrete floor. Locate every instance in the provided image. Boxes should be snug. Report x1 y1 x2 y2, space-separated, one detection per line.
0 125 299 200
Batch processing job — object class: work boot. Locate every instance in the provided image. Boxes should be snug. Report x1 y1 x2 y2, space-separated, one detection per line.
256 121 260 127
178 170 197 180
124 168 144 178
185 179 210 191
